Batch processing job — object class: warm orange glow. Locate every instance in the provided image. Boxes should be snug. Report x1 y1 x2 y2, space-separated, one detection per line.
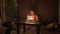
26 10 38 21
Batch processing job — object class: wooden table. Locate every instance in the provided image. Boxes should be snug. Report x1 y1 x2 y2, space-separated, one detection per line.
17 21 40 34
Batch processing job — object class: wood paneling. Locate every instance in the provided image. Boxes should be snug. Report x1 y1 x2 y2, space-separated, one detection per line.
18 0 58 22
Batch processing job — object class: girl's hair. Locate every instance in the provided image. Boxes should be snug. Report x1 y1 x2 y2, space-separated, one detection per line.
28 10 37 14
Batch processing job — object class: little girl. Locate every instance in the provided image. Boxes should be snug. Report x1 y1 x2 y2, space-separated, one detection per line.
26 10 38 21
25 10 38 24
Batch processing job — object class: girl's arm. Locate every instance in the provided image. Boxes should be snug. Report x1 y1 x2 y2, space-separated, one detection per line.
35 15 38 21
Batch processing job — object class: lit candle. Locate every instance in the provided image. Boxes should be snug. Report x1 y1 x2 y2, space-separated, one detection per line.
27 16 34 20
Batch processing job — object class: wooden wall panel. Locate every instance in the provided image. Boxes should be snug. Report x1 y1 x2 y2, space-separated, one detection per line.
18 0 58 22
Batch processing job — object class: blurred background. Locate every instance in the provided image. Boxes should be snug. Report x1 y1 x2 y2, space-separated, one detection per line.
1 0 58 23
0 0 60 34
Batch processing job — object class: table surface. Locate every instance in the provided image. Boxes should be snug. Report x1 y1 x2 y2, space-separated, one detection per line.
20 21 40 25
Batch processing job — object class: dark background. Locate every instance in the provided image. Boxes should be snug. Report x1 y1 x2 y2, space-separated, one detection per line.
18 0 58 22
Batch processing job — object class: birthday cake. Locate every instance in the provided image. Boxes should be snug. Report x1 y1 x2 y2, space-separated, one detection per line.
25 15 38 24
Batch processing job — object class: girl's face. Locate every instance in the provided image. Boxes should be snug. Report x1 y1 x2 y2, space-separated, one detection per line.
30 11 34 15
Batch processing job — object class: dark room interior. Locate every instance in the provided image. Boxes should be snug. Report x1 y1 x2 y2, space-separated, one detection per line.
0 0 60 34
